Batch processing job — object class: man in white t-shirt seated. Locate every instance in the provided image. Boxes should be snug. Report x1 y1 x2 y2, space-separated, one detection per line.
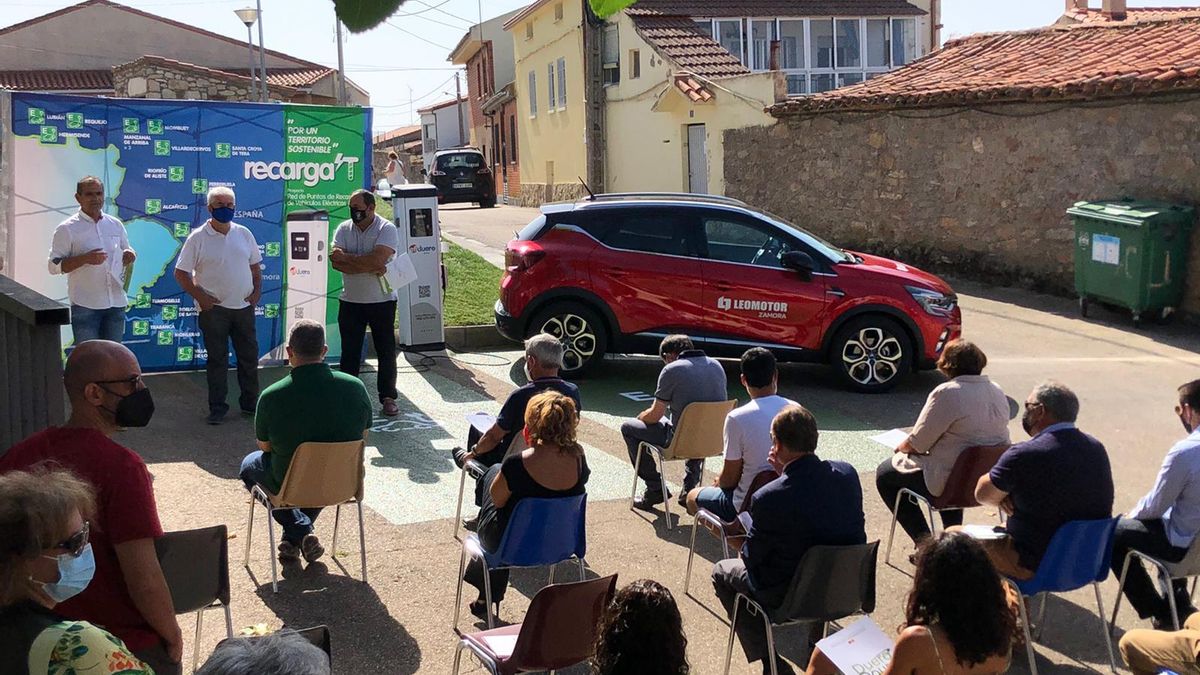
686 347 795 522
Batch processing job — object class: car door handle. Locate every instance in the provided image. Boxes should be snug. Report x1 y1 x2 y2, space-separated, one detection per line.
610 266 628 276
713 283 733 291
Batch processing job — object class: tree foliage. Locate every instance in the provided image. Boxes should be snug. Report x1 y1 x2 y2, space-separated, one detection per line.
332 0 640 33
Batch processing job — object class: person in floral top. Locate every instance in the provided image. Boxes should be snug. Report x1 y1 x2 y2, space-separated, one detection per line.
0 468 152 674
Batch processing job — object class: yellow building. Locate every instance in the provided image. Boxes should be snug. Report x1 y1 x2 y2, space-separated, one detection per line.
505 0 592 206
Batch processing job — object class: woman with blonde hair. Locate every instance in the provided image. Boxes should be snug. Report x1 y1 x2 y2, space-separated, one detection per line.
462 390 590 623
0 467 152 674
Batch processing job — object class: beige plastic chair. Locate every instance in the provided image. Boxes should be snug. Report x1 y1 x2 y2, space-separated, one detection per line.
242 440 368 592
628 399 736 530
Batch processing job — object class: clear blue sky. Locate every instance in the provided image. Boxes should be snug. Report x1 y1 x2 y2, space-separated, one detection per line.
2 0 1198 136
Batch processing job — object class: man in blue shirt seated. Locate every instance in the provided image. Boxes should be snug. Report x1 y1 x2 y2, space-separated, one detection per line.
711 404 866 675
452 334 580 518
974 380 1114 579
1110 379 1200 629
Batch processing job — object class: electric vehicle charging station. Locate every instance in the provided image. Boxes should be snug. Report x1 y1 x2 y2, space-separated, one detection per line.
284 208 330 336
389 184 445 351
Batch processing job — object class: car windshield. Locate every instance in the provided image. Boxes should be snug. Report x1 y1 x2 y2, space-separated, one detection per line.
759 209 856 263
436 153 483 171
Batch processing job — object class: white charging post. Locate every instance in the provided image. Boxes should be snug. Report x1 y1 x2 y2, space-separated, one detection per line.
284 208 330 334
390 184 445 351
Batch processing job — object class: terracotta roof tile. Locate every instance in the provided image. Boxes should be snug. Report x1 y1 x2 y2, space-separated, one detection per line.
771 17 1200 116
0 70 112 91
631 15 750 78
627 0 925 17
674 73 716 102
1062 6 1200 24
225 68 335 88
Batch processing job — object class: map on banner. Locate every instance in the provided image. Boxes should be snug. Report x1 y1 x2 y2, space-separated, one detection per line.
8 93 371 371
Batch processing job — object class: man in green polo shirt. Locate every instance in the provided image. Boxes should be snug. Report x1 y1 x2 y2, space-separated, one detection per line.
239 319 373 564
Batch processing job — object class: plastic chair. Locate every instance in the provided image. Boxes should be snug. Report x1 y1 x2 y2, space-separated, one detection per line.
454 494 588 632
155 525 232 672
1005 517 1120 675
453 575 617 675
242 440 369 592
884 444 1009 565
628 399 737 529
1111 529 1200 632
454 433 528 541
723 541 879 675
684 469 778 597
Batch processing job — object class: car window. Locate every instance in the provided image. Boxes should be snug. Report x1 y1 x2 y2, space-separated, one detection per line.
601 210 693 257
435 153 483 171
702 216 796 269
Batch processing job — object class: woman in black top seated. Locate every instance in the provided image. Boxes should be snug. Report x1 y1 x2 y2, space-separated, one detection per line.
464 390 590 622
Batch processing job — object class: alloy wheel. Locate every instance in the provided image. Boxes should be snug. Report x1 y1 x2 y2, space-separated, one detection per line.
841 326 904 386
540 313 597 372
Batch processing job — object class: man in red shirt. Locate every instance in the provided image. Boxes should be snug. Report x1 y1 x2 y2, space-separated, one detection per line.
0 340 182 674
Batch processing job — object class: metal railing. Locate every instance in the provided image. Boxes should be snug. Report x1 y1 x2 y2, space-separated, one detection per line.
0 275 68 451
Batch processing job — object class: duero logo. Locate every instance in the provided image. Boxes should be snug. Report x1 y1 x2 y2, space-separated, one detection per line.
244 153 360 187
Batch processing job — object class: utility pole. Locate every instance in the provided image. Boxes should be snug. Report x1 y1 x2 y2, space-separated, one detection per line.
455 71 465 147
255 0 267 101
335 17 348 105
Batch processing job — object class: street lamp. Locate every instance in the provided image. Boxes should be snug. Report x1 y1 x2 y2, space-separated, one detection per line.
234 7 259 101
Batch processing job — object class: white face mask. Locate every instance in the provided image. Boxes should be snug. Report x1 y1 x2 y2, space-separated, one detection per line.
523 361 533 382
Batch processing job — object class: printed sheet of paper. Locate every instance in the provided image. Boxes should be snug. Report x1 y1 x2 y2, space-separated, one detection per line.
387 253 419 290
815 616 894 675
1091 234 1121 266
467 412 496 435
870 429 909 450
960 524 1007 541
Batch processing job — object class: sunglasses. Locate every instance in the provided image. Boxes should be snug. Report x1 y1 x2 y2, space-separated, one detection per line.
54 521 90 557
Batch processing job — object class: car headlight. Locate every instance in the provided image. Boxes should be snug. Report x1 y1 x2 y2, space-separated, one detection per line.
906 286 957 317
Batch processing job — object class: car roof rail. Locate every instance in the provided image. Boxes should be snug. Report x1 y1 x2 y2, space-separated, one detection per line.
583 192 748 207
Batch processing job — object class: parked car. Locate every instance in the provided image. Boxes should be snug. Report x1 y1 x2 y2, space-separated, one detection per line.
494 193 961 393
426 148 495 208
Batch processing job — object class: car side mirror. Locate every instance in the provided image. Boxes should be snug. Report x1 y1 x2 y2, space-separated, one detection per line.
420 168 428 177
781 251 816 279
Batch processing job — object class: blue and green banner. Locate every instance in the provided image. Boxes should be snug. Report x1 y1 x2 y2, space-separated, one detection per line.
8 93 371 371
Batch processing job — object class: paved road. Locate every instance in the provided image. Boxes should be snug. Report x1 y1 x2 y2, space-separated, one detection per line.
437 203 540 267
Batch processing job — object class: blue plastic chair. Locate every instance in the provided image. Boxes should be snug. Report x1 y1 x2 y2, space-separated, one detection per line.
1005 517 1120 675
453 494 588 632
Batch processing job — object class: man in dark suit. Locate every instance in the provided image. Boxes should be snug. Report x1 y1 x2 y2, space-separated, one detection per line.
974 380 1114 579
712 404 866 675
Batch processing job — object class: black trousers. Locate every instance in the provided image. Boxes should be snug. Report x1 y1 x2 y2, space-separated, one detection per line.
875 459 962 545
338 300 398 402
1111 517 1194 621
198 306 259 415
713 558 790 664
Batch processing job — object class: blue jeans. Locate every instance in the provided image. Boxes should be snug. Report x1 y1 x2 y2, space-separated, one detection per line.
71 305 125 343
239 451 321 544
695 486 738 522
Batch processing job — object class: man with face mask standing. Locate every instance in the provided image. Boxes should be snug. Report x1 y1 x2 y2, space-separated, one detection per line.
0 340 182 674
331 189 402 417
972 380 1114 580
1109 379 1200 629
175 186 263 425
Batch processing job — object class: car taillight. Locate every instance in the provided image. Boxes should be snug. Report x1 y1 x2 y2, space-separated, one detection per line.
505 241 545 271
432 170 447 176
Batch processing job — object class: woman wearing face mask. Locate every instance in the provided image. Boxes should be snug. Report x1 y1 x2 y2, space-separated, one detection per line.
0 468 152 674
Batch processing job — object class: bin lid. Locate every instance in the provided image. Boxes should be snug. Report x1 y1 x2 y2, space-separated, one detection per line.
1066 199 1195 226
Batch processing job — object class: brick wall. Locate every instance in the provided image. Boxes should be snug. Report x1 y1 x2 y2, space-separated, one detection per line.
724 95 1200 314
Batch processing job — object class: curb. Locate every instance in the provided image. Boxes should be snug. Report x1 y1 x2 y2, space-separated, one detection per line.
445 324 517 352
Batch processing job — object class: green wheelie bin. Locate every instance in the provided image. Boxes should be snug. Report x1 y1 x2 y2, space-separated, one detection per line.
1067 199 1195 327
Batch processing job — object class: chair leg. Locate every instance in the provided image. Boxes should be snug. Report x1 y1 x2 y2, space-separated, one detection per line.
629 444 645 510
332 503 342 555
454 465 469 540
452 640 465 675
685 516 699 595
885 490 905 565
243 495 255 567
452 545 468 633
192 608 204 673
549 561 557 585
1015 587 1038 675
577 557 586 581
357 500 368 584
1095 582 1118 673
1110 553 1133 634
223 603 233 638
724 595 741 675
266 507 279 593
1034 592 1049 642
658 450 673 530
764 615 778 675
482 559 495 630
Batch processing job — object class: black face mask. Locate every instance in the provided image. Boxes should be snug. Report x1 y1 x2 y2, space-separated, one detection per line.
351 208 369 223
1182 413 1195 435
1021 407 1036 437
100 386 155 427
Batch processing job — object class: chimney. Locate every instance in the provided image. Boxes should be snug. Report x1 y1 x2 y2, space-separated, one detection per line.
768 40 781 71
1101 0 1127 20
1066 0 1089 12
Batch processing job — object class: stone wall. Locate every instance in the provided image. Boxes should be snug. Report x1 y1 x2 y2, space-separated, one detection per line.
725 96 1200 313
517 182 587 207
113 61 291 102
0 90 11 274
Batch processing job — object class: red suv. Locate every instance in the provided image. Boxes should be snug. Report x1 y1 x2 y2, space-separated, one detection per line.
494 194 961 392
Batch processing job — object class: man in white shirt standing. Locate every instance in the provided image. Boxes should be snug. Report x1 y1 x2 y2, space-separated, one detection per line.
331 189 401 417
686 347 795 522
1111 379 1200 628
174 186 263 425
48 176 136 343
